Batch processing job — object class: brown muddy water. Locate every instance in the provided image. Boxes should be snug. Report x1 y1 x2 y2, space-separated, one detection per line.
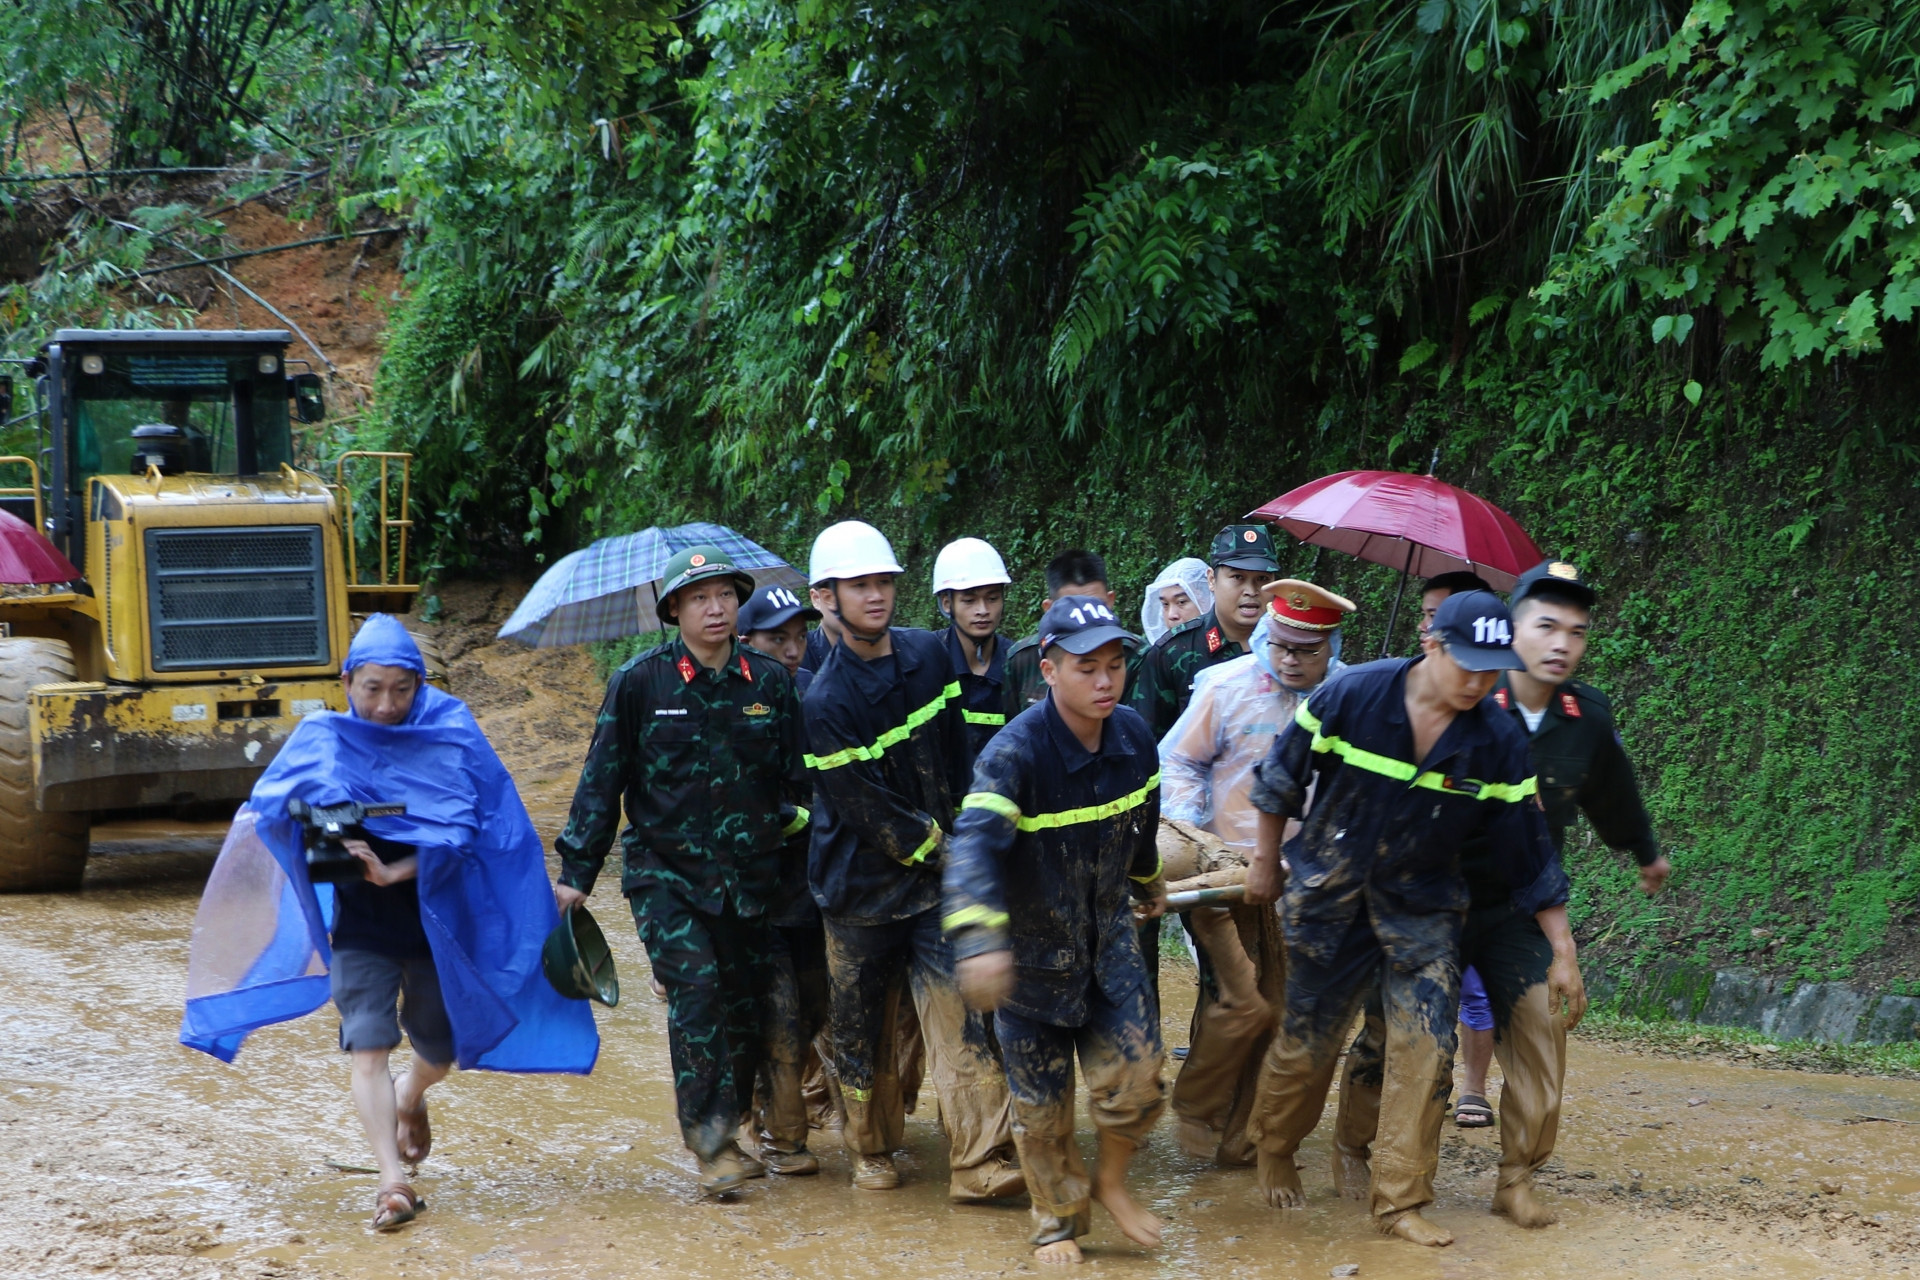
4 606 1916 1278
7 851 1917 1280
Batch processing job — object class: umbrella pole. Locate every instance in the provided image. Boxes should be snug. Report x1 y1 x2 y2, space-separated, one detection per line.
1378 541 1416 660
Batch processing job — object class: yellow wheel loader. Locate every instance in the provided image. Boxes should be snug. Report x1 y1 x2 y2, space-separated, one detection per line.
0 329 434 891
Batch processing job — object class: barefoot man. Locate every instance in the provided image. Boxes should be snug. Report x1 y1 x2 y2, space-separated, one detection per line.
1333 559 1661 1226
947 596 1169 1264
1241 591 1578 1246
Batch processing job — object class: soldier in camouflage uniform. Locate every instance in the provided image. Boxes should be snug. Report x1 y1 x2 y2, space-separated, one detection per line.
1127 524 1281 740
555 546 807 1194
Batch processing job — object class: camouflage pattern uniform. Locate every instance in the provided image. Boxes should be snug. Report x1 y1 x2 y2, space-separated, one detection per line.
557 639 805 1160
1126 608 1251 741
1002 632 1046 719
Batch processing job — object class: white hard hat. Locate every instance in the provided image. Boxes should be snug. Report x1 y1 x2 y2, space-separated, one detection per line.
809 520 904 585
931 537 1012 595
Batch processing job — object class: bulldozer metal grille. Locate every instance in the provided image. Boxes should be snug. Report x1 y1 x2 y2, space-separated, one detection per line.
145 526 329 670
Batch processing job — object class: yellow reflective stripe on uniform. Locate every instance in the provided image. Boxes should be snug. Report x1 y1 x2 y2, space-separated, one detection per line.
1015 772 1161 831
961 791 1022 822
804 682 964 771
781 806 811 837
842 1084 872 1102
1128 852 1164 884
942 905 1010 932
962 710 1007 727
1293 701 1536 802
904 825 941 864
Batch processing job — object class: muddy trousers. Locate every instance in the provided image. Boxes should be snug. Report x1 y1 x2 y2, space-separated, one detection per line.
1334 903 1563 1195
628 886 770 1161
822 910 1019 1195
756 923 832 1153
996 983 1167 1246
1248 912 1459 1221
1171 904 1282 1165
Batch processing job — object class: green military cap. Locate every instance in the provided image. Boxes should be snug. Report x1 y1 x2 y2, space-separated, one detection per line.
542 903 620 1006
1209 523 1280 573
658 545 759 625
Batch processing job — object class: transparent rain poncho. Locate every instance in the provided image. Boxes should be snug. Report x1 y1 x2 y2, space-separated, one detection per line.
1141 557 1215 646
1158 613 1345 855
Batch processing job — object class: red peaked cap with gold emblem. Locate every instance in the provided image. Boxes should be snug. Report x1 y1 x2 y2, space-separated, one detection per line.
1260 578 1357 646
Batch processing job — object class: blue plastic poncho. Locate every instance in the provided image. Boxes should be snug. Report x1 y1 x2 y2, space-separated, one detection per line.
179 615 599 1072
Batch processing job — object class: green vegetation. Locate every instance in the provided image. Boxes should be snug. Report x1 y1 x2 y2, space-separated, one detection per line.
4 0 1918 990
1577 1011 1920 1080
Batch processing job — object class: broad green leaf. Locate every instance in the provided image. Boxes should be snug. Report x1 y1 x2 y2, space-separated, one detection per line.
1398 338 1440 374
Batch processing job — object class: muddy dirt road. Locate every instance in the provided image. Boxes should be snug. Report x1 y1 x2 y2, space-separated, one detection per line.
3 590 1917 1279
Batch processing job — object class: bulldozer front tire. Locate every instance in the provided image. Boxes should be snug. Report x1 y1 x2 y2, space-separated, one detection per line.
0 638 90 892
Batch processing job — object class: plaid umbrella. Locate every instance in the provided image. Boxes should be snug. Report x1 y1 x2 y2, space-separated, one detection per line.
498 523 808 647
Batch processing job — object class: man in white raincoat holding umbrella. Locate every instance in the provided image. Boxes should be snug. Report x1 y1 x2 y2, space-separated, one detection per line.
1157 580 1354 1164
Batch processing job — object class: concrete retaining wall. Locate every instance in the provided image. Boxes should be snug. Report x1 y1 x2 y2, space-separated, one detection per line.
1586 962 1920 1046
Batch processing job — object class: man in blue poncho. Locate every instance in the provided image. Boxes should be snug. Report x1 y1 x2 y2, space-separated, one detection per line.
180 615 598 1233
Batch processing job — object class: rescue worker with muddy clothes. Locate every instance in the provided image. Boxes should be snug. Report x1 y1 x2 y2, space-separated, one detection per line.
933 537 1014 760
737 582 833 1175
945 596 1169 1262
1333 559 1660 1230
1241 590 1574 1247
1128 524 1281 740
802 520 1023 1200
1158 579 1354 1167
554 545 806 1194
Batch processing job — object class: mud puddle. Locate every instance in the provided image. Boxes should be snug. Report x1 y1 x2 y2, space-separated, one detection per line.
2 587 1916 1278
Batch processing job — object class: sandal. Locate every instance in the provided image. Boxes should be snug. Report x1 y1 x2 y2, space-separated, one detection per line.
1454 1094 1495 1128
372 1182 424 1231
396 1099 432 1164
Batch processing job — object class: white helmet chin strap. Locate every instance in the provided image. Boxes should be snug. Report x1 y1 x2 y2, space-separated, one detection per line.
830 580 894 646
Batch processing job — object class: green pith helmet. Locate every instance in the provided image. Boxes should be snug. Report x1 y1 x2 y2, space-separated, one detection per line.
542 903 620 1007
657 545 758 626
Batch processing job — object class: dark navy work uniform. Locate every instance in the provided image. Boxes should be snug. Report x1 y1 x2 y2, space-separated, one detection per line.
943 624 1009 761
1335 671 1656 1203
1245 657 1564 1221
944 694 1166 1245
802 628 1018 1195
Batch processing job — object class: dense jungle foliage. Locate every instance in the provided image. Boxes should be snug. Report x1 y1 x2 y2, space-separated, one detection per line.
4 0 1919 992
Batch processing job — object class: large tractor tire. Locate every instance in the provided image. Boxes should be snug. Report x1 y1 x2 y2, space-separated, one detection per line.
0 637 90 892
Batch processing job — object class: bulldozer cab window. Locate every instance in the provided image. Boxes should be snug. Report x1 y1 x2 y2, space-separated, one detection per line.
72 353 293 478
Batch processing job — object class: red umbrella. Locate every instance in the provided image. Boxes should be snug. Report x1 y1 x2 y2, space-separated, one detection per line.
1249 468 1542 655
0 508 81 584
